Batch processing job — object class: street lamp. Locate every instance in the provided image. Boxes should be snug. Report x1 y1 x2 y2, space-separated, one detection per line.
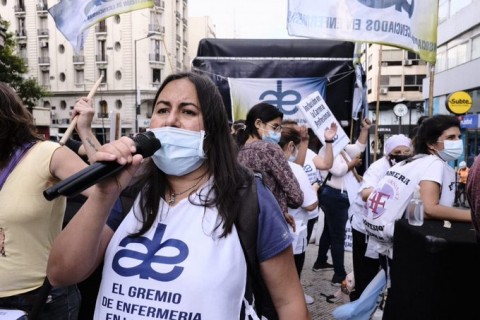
134 33 154 133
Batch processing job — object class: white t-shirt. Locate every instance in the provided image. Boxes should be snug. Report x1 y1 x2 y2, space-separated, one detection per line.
350 157 391 233
303 149 320 185
95 185 246 320
303 149 321 220
363 154 452 258
288 162 318 255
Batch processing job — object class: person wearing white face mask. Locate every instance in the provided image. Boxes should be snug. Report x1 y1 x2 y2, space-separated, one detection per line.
237 102 302 231
278 126 319 305
46 72 312 320
361 114 471 319
237 103 338 232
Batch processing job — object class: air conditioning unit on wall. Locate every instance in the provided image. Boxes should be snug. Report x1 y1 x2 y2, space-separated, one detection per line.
404 59 413 66
380 88 389 95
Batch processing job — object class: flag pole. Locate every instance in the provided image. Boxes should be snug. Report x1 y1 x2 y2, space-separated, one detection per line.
373 45 383 162
59 75 103 145
428 63 435 116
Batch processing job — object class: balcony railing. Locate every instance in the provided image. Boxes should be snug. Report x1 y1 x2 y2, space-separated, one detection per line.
37 29 49 36
14 5 26 14
154 0 165 9
36 3 48 11
73 55 85 64
95 55 108 63
38 56 50 65
16 29 27 37
149 24 162 33
149 53 166 63
95 25 107 33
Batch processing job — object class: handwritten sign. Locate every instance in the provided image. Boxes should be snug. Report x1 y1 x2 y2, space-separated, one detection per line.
296 91 349 157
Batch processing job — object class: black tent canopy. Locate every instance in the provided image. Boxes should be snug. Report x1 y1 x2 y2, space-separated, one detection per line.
192 38 357 126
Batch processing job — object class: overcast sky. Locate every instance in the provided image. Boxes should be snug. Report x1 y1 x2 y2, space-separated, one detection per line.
188 0 295 39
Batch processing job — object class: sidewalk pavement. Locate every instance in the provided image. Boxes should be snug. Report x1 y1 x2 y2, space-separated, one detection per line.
301 243 354 320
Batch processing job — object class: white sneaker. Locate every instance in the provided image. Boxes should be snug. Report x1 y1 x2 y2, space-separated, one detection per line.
304 293 314 305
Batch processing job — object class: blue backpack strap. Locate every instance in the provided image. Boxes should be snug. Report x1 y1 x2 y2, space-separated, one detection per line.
235 171 278 320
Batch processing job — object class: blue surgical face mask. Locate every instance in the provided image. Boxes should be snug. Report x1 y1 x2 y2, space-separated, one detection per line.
436 139 463 162
288 145 298 162
149 127 206 176
262 130 281 144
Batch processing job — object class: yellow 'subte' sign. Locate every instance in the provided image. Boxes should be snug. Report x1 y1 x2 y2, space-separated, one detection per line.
446 91 472 115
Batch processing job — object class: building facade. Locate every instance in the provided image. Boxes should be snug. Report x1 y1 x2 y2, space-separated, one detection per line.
426 0 480 166
1 0 192 142
363 43 427 160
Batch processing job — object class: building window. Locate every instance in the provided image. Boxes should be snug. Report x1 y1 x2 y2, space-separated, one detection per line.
450 0 471 16
59 72 66 82
436 48 447 72
439 0 472 21
41 70 50 88
115 100 122 109
153 68 161 84
60 100 67 110
99 69 107 83
447 42 468 69
75 70 84 85
382 49 403 61
115 70 122 80
59 44 65 53
115 41 121 51
472 35 480 60
114 15 120 24
99 100 108 117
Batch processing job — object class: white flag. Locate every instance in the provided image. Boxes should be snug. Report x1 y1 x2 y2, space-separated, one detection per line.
287 0 438 63
49 0 154 53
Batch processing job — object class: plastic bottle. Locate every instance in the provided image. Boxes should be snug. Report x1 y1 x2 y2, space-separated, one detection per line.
407 186 424 226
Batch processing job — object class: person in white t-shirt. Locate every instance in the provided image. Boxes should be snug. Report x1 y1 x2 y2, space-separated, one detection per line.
46 72 312 320
348 134 412 301
281 122 329 243
279 126 319 305
362 115 471 319
313 118 371 287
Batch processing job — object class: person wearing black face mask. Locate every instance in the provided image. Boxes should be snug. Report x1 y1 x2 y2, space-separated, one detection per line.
388 152 411 166
348 134 412 301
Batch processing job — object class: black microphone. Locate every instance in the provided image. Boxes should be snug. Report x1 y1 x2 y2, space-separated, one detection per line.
43 131 161 201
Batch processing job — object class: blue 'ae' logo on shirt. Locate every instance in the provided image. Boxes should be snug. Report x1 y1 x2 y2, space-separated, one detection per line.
112 223 189 281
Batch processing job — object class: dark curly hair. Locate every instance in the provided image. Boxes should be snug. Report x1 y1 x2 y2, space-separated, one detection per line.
413 114 460 155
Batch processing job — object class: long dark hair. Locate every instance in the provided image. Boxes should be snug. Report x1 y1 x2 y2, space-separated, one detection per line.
0 82 41 168
413 114 460 155
130 72 252 237
236 102 284 146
